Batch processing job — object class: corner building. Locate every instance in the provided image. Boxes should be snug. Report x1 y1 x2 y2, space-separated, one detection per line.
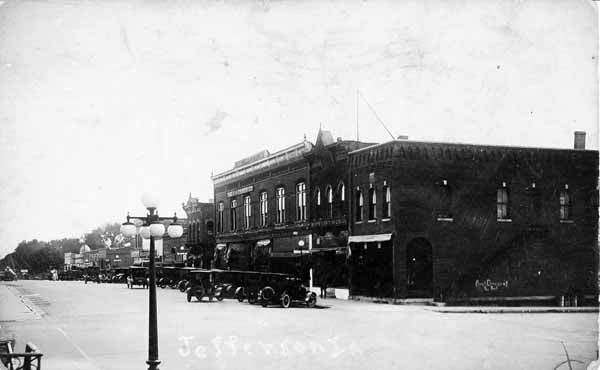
347 135 598 304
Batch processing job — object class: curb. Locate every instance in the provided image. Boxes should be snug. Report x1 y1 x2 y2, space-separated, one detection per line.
425 307 599 314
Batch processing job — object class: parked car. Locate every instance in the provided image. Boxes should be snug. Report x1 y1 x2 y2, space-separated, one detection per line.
158 266 180 289
259 275 317 308
234 272 296 304
186 270 223 302
127 267 148 289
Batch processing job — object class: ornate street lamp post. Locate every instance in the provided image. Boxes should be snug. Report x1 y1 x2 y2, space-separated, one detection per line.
120 194 184 370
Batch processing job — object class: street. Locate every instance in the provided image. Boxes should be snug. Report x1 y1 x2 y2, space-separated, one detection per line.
0 280 597 370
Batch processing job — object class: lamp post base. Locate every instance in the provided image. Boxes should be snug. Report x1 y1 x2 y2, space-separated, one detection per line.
146 359 161 370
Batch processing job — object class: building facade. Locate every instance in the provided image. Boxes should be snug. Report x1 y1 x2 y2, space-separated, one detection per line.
347 134 598 304
212 140 314 277
182 194 215 268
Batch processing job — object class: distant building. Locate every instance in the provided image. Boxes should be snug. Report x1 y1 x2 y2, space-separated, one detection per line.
182 194 215 268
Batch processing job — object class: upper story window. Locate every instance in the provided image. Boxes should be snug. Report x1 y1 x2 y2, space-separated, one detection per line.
244 195 252 229
438 179 451 218
326 185 333 218
217 202 224 233
296 182 306 221
356 188 363 222
368 187 376 220
560 185 571 220
383 184 391 218
338 182 346 218
276 187 286 224
230 199 237 231
206 220 214 234
259 191 268 227
497 183 510 220
339 183 346 202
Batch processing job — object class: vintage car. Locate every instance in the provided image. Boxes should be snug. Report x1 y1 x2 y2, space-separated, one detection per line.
258 275 317 308
210 270 247 299
233 271 266 304
186 270 224 302
174 267 199 292
234 272 295 304
127 266 148 289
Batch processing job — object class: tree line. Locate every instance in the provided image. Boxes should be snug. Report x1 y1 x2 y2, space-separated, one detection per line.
0 222 132 274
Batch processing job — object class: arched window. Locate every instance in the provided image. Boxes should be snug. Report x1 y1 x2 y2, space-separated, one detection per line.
368 187 376 220
244 195 252 229
338 182 346 217
497 184 509 220
326 185 333 218
296 182 306 221
217 202 224 233
339 182 346 202
560 185 571 220
355 189 363 222
259 191 268 226
276 187 286 224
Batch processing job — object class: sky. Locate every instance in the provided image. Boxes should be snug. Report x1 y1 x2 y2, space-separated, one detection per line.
0 0 597 258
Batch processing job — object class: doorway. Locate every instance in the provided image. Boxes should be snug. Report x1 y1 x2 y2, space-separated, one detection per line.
406 238 433 298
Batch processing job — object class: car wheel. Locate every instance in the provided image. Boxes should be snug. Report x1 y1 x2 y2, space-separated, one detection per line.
261 300 268 307
307 293 317 308
280 293 291 308
179 281 188 292
236 295 244 302
187 293 191 302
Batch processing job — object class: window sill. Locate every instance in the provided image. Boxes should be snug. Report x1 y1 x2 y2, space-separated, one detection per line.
382 218 391 222
560 220 574 224
367 219 376 223
436 217 454 222
497 219 512 223
355 221 363 224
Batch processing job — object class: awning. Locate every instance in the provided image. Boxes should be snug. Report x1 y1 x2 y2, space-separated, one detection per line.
256 239 271 247
348 233 392 243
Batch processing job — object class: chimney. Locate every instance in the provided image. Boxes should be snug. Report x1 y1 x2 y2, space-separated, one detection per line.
337 137 342 142
574 131 586 150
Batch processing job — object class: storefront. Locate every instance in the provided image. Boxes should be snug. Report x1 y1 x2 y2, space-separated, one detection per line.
348 233 394 298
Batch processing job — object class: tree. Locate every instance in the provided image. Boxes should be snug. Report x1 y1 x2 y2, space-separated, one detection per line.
84 222 126 250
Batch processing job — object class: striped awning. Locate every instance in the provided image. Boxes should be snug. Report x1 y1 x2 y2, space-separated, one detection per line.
348 233 392 243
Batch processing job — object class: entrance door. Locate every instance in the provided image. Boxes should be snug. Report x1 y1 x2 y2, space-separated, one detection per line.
406 238 433 298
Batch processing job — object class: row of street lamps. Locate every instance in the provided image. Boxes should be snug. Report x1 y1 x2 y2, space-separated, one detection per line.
120 194 184 370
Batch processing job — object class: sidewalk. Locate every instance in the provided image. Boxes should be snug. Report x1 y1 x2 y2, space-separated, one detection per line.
312 294 599 313
424 305 599 314
0 283 40 322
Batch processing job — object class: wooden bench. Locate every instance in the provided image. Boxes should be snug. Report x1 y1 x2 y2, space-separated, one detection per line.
0 339 43 370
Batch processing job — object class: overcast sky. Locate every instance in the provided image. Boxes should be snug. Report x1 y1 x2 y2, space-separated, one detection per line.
0 0 597 258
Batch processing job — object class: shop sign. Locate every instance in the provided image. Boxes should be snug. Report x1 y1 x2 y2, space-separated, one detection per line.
475 279 509 292
227 185 254 197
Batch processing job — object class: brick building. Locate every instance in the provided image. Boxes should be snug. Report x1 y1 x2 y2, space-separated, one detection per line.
212 139 314 276
182 194 215 268
347 133 598 305
209 129 597 305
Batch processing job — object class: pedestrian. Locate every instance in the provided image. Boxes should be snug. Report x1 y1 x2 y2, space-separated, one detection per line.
320 275 328 299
